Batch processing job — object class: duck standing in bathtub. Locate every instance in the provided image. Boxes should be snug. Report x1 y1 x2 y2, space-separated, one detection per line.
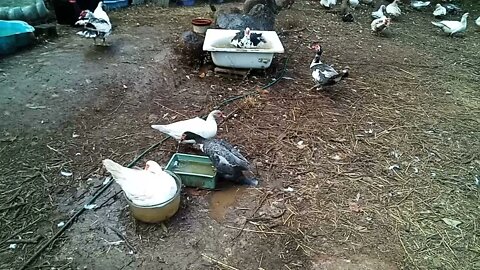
231 27 266 49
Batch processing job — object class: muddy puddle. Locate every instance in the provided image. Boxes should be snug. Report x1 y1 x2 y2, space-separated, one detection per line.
208 185 246 222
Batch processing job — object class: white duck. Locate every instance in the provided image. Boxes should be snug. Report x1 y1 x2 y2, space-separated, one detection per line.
386 0 401 17
371 16 392 33
372 5 386 19
103 159 177 206
410 1 430 10
433 4 447 18
349 0 359 9
320 0 336 9
151 110 224 143
476 16 480 28
432 13 469 36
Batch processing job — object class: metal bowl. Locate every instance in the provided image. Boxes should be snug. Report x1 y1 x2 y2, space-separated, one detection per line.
124 170 182 223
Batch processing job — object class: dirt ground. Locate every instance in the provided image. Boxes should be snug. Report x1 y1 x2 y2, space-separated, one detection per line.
1 0 479 269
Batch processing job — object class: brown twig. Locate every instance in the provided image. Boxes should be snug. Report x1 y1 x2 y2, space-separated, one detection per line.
225 225 286 235
201 254 239 270
6 235 42 244
231 192 270 241
108 226 136 253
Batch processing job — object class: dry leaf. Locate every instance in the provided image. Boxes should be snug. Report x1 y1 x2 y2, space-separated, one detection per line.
442 218 462 228
349 202 362 213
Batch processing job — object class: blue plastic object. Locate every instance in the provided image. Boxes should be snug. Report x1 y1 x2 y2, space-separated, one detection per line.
103 0 129 10
0 20 36 56
180 0 195 6
0 0 49 23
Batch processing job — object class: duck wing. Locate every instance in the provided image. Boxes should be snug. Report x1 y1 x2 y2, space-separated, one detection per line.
216 139 251 169
203 140 250 172
151 117 208 140
311 63 339 84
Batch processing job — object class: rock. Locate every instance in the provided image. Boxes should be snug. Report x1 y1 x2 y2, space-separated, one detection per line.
181 31 204 49
216 6 275 30
180 31 205 64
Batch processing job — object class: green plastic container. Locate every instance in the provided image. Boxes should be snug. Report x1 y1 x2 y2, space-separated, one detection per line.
165 153 217 189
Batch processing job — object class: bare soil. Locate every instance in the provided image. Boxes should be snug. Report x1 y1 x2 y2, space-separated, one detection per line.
0 1 479 270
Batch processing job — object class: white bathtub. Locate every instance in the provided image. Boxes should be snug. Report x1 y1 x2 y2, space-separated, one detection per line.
203 29 285 69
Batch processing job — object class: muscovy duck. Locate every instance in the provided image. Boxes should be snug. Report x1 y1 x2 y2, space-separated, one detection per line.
180 132 258 186
433 4 447 18
372 5 386 19
75 1 112 45
320 0 336 9
151 110 225 143
309 43 349 88
444 3 462 15
386 0 401 17
103 159 177 206
349 0 359 9
410 1 430 10
371 16 392 33
231 27 266 49
431 13 469 36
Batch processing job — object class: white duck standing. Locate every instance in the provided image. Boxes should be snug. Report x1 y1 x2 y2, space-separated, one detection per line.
433 4 447 18
371 16 392 34
103 159 177 206
309 43 349 87
151 110 224 143
386 0 401 18
320 0 336 9
431 13 469 36
372 5 386 19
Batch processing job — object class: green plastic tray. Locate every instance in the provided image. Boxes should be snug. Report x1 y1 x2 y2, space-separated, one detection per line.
165 153 217 190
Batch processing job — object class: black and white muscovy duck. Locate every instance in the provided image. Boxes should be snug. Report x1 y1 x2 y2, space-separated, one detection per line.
75 1 112 45
371 16 392 34
309 43 349 88
180 132 258 186
231 27 266 49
